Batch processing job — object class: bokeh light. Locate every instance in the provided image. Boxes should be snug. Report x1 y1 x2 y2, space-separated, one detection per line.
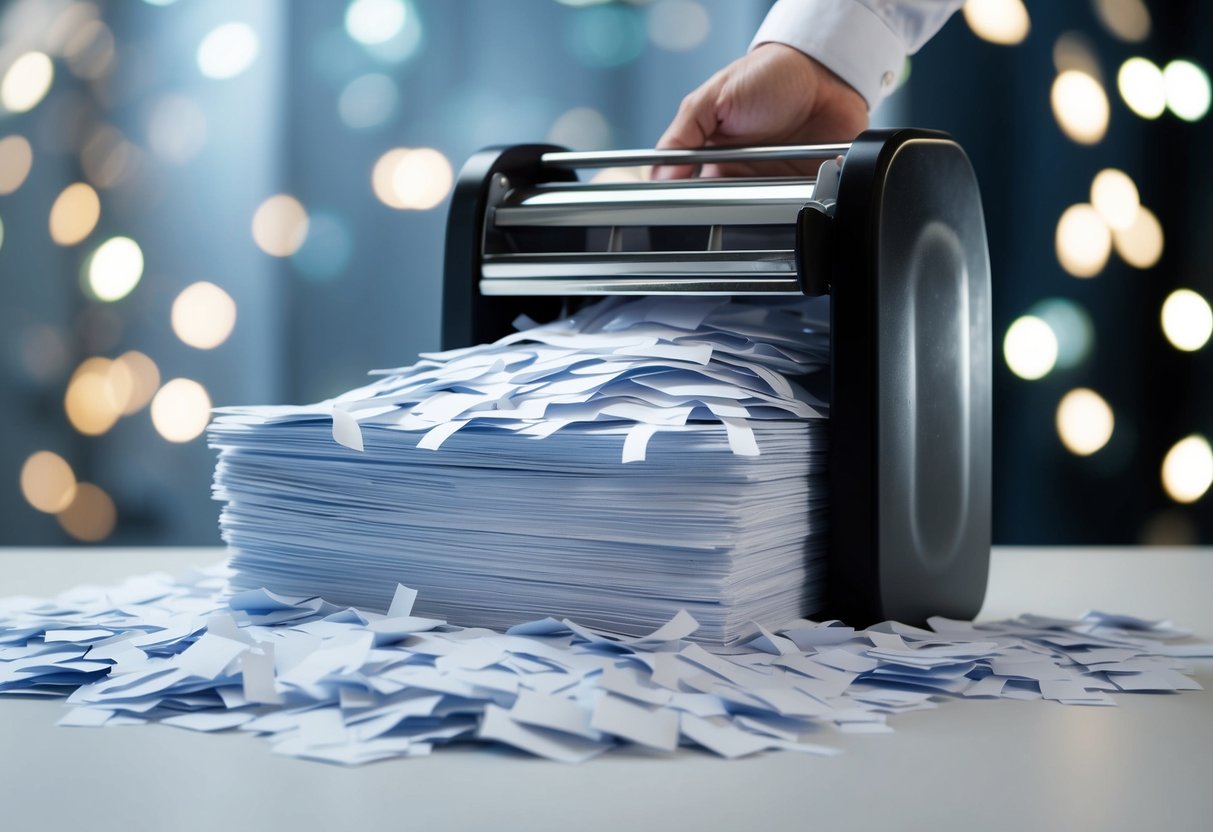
64 357 127 436
1162 59 1211 122
1161 435 1213 504
1118 57 1165 119
151 378 212 443
360 2 423 65
1 52 54 113
86 236 144 302
114 351 160 415
1003 316 1058 380
64 19 115 80
197 22 259 80
291 211 353 281
147 95 208 164
1139 509 1198 547
0 134 34 195
1055 204 1111 278
49 182 101 246
547 107 611 151
338 73 398 130
1111 205 1163 269
372 148 411 208
1056 388 1114 456
565 5 646 69
56 482 117 543
647 0 711 52
1052 33 1100 79
20 324 69 382
393 148 452 210
591 166 650 183
20 451 78 514
962 0 1030 46
1092 0 1150 43
1089 168 1139 231
1051 70 1109 144
1161 289 1213 352
373 148 453 210
1028 298 1094 370
81 124 141 189
252 194 309 257
45 1 103 57
345 0 406 45
172 282 237 350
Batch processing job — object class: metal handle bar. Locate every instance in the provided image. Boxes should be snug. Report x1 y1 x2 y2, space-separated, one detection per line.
540 144 852 169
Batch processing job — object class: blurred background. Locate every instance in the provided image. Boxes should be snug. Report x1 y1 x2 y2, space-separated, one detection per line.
0 0 1209 549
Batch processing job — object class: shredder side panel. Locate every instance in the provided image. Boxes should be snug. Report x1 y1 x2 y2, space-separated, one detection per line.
829 129 992 627
442 145 575 349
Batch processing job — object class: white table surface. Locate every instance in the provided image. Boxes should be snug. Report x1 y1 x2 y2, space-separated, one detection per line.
1 546 1210 832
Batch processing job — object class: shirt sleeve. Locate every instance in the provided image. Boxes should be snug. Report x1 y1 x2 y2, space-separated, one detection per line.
750 0 964 110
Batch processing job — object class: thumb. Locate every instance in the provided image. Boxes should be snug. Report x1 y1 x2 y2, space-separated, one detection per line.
652 77 725 180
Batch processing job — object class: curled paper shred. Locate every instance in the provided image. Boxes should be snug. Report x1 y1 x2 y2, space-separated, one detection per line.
313 297 829 464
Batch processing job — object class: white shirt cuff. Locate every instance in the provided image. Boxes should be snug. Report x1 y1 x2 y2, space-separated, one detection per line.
750 0 907 111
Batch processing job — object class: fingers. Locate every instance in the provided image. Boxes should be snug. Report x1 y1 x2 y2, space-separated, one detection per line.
652 76 726 180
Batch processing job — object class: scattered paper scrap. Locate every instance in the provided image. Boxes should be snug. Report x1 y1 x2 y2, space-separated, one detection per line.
0 567 1207 766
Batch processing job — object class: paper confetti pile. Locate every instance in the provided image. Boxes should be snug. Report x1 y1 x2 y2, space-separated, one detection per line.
208 296 831 643
0 567 1206 766
214 295 830 461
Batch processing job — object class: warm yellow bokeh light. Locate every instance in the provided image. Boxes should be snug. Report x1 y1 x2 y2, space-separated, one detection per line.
1093 0 1150 43
1118 57 1166 119
64 357 124 436
1003 316 1058 380
962 0 1030 46
49 182 101 246
1161 289 1213 352
0 135 34 195
1055 204 1112 278
1 52 54 113
392 148 453 210
1161 435 1213 504
172 281 237 349
56 482 117 543
252 194 309 257
373 148 453 210
1163 59 1211 122
87 236 144 301
1112 205 1163 269
1051 70 1110 144
590 166 651 183
114 351 160 415
372 148 412 209
20 451 78 514
1089 169 1139 231
1056 388 1114 456
151 378 212 443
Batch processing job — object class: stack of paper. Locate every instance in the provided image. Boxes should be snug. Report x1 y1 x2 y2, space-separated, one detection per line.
209 297 830 644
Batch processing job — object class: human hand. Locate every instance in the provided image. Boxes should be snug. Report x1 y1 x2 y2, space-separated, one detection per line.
653 43 868 179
